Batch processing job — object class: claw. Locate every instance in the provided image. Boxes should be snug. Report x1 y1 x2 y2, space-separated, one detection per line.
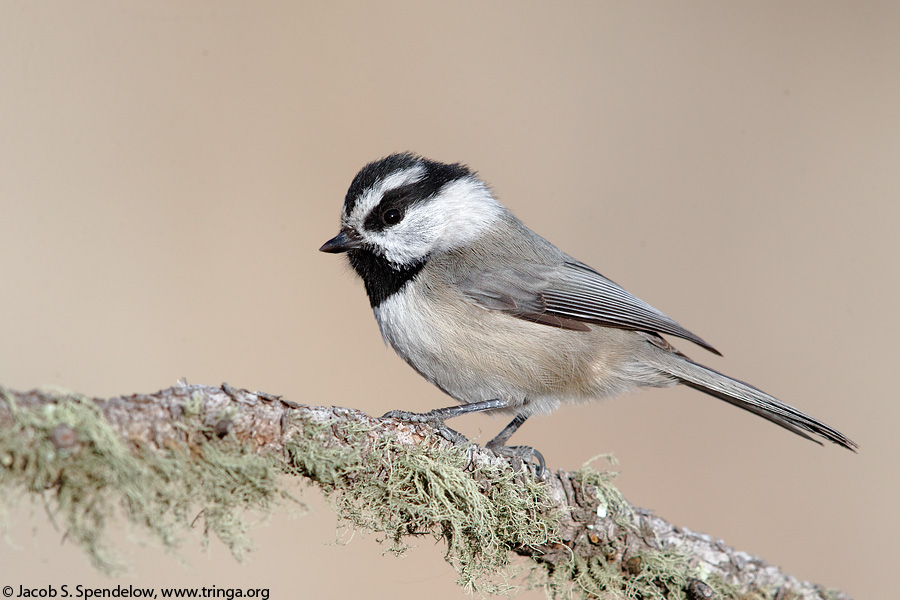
486 443 546 477
436 425 470 445
381 405 544 475
381 409 470 446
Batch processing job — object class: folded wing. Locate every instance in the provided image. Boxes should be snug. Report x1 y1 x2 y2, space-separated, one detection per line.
458 260 720 355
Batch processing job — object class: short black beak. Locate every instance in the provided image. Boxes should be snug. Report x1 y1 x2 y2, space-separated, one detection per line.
319 229 362 253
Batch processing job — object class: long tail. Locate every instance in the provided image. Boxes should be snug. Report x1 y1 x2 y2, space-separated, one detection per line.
651 352 857 451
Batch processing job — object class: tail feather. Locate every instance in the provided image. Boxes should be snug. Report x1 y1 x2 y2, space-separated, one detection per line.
654 355 857 451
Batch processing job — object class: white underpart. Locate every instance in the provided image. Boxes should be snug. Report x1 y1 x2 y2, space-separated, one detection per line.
367 175 505 264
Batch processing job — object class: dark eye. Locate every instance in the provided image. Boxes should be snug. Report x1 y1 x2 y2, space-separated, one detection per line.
382 208 403 226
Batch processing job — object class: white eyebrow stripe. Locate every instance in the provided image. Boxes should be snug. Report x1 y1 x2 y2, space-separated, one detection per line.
347 164 426 223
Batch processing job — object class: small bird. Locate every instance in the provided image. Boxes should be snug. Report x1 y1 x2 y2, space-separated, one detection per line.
320 152 856 462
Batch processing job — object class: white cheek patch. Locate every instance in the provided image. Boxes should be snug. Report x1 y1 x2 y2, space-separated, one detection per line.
428 177 504 252
369 218 437 264
371 176 504 265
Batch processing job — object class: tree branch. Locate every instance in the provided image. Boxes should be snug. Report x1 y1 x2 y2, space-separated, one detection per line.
0 383 849 600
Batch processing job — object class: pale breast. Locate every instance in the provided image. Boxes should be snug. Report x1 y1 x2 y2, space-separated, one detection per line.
373 274 652 415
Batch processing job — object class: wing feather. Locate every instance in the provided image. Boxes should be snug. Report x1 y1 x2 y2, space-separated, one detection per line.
458 260 720 354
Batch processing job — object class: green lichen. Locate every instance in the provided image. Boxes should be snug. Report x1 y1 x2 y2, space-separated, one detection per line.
0 390 755 599
575 455 634 528
0 392 559 592
539 550 693 600
285 420 560 593
284 417 367 488
0 391 291 573
530 457 746 600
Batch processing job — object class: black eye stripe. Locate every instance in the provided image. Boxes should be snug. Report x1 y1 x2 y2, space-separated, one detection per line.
364 184 422 232
356 156 473 233
344 153 423 216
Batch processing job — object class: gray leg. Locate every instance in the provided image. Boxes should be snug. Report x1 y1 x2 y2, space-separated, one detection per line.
382 398 509 423
486 414 545 473
383 401 545 474
381 398 510 445
486 413 529 447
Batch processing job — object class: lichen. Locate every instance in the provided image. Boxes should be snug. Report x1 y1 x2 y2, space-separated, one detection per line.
284 420 560 593
0 392 291 573
0 391 755 599
575 455 634 528
528 457 747 600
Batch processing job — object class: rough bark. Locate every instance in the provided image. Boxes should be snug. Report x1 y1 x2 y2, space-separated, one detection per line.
0 383 850 600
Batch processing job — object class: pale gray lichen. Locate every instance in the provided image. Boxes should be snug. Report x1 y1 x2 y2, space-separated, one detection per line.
0 392 291 573
0 391 777 599
285 419 560 593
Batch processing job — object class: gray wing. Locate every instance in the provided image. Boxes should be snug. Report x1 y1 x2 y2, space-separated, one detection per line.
458 260 720 355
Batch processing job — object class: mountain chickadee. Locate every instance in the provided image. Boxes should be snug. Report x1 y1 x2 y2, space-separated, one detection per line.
321 153 856 462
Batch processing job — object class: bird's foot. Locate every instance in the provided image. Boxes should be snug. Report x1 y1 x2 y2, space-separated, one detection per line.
381 408 441 424
381 409 469 445
485 441 546 477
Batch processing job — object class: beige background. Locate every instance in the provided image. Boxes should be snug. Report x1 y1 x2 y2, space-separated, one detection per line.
1 2 897 598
